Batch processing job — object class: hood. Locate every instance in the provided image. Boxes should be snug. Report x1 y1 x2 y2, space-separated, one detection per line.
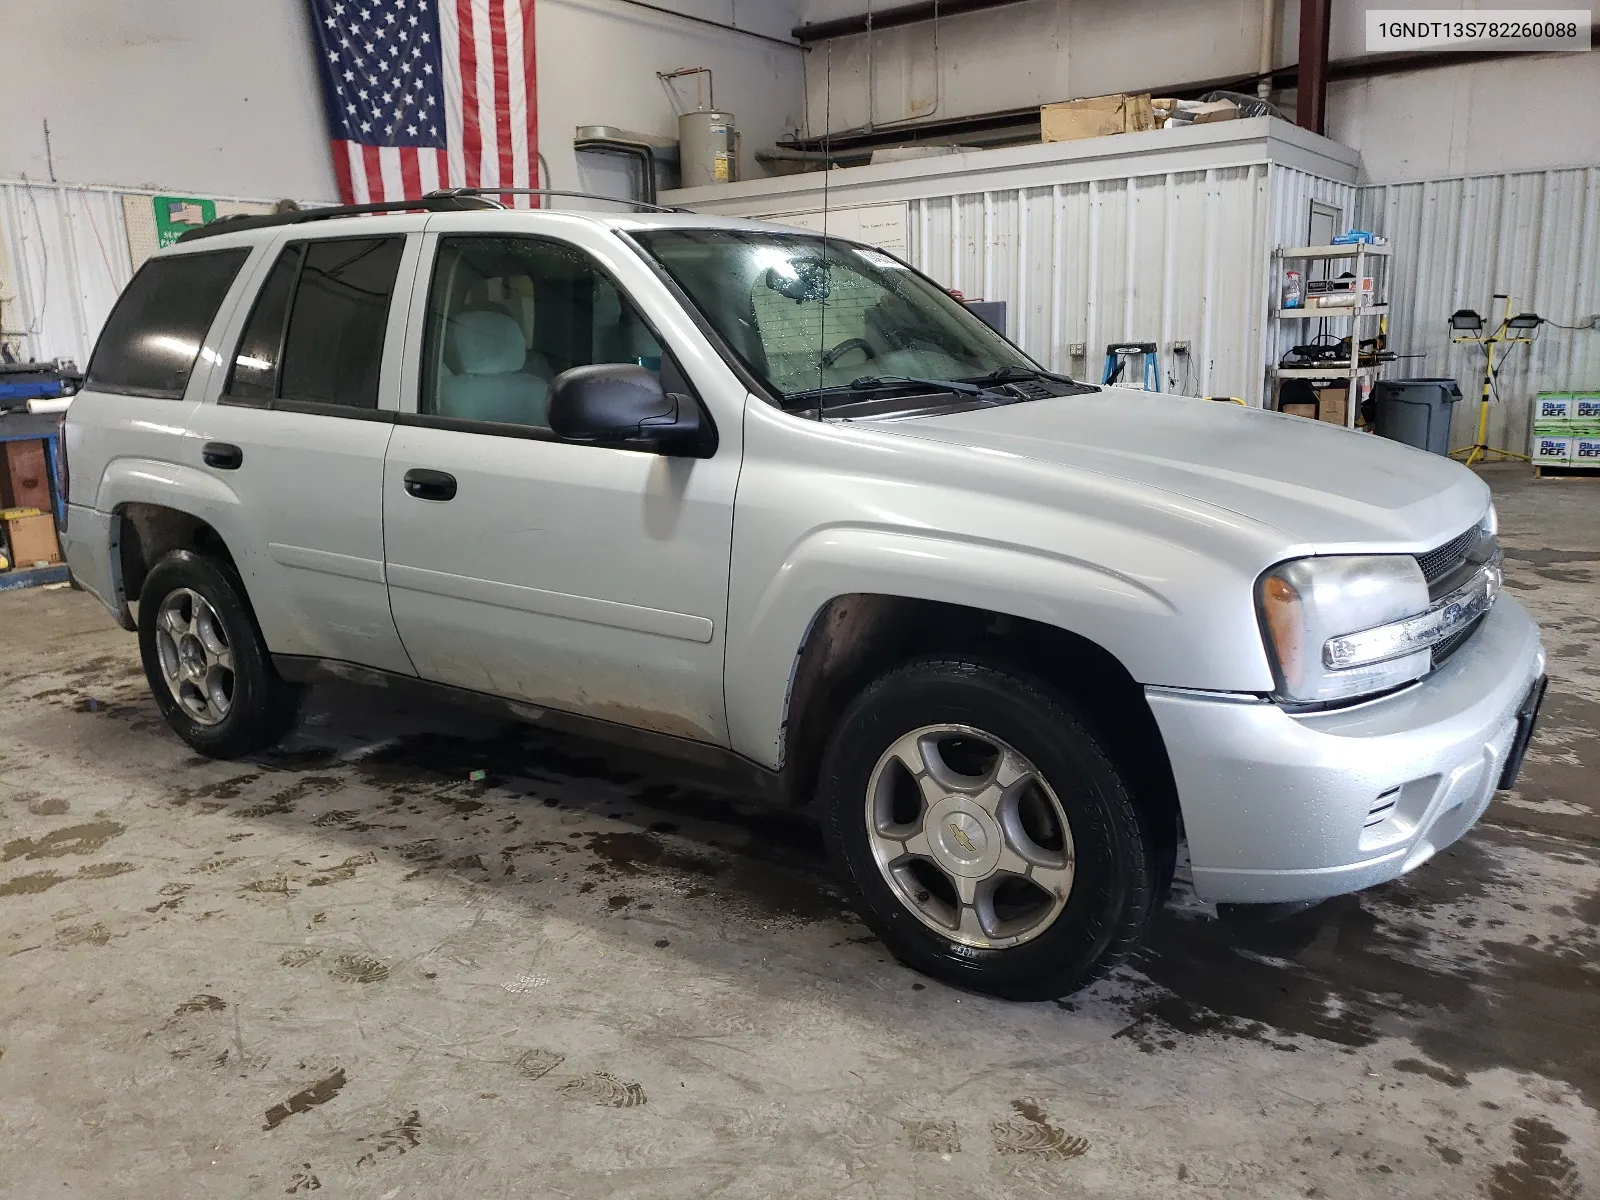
853 390 1489 552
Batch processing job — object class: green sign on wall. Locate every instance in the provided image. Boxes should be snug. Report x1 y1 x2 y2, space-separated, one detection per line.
153 195 216 247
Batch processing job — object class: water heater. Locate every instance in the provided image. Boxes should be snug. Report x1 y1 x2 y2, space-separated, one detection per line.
678 110 738 187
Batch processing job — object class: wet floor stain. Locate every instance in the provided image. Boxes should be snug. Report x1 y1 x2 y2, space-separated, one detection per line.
1127 836 1600 1109
263 1069 348 1131
1486 1117 1582 1200
75 861 135 880
0 869 67 897
558 1072 646 1108
2 821 125 862
514 1048 565 1079
905 1119 960 1154
328 953 388 984
354 1110 421 1167
990 1099 1088 1160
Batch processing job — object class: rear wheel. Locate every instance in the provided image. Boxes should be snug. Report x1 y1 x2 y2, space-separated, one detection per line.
138 550 303 758
820 657 1156 1000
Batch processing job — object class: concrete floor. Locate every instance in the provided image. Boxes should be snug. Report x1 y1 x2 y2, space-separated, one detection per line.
1 464 1596 1199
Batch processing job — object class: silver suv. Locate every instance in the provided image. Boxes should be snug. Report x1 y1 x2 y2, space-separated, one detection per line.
60 196 1546 999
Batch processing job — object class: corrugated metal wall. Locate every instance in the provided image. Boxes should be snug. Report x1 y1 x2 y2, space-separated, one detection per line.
897 165 1355 403
0 181 134 369
0 180 285 370
1358 167 1600 454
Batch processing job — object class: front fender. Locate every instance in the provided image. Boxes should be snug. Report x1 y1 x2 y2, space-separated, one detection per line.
723 523 1271 768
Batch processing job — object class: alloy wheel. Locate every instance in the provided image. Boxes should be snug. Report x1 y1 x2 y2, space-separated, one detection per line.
864 723 1076 949
153 588 235 726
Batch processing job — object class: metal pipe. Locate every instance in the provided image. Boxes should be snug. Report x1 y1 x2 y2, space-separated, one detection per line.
609 0 804 51
1256 0 1275 102
657 66 714 112
1296 0 1331 134
792 0 1029 43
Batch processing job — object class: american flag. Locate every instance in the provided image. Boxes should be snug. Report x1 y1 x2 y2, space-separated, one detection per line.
307 0 538 206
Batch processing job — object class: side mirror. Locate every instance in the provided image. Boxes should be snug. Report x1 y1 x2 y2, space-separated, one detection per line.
547 363 712 457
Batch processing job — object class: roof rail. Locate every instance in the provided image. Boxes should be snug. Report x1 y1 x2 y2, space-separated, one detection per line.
173 188 686 245
174 193 502 243
429 188 685 213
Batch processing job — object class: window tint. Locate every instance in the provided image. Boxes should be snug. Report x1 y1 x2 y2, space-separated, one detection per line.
278 237 404 409
86 249 249 399
226 245 303 401
421 235 663 430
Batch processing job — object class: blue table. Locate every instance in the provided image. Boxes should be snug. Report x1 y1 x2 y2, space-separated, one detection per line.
0 410 70 590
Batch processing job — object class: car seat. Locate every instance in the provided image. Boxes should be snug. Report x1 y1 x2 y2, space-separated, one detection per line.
436 308 552 426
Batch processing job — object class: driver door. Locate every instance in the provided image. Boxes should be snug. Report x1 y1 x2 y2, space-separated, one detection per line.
381 224 740 745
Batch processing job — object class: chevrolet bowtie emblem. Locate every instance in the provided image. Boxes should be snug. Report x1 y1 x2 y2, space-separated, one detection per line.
948 823 978 854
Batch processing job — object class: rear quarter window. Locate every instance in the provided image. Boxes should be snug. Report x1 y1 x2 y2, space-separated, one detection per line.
86 248 250 399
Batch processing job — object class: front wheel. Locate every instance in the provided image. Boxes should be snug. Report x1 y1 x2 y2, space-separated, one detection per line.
820 657 1157 1000
138 550 304 759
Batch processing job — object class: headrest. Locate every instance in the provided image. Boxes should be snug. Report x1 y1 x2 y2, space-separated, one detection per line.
447 309 526 375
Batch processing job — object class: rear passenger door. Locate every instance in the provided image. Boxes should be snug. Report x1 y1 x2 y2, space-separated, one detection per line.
186 225 421 676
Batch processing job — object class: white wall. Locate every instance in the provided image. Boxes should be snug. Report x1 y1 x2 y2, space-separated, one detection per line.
538 0 804 191
0 0 340 200
0 0 803 199
796 0 1598 183
1326 54 1600 183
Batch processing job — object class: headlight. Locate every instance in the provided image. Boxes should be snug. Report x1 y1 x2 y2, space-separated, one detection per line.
1483 503 1498 536
1257 556 1430 704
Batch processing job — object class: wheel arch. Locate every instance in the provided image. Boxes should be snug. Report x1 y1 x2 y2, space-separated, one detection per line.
775 592 1180 884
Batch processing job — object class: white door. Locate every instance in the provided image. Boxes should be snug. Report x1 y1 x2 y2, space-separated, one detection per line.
382 226 740 744
186 223 423 675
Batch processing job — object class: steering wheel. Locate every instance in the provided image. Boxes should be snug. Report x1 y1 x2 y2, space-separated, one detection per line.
821 337 878 368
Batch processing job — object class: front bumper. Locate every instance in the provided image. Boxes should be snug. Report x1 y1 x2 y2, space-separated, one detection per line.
1147 595 1545 904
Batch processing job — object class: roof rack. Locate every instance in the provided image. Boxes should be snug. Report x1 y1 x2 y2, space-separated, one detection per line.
175 188 682 244
430 188 684 213
174 193 501 243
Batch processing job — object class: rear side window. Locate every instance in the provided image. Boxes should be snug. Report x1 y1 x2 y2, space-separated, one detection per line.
225 237 404 410
87 249 249 399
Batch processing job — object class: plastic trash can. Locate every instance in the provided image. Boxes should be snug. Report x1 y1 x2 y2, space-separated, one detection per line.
1373 378 1463 456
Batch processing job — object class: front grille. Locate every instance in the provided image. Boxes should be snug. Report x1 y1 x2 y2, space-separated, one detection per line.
1431 612 1486 669
1415 526 1478 585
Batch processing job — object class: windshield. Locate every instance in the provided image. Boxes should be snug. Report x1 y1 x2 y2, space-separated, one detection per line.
632 229 1038 400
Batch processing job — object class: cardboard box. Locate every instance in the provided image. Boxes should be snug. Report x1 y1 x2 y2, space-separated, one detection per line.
1280 400 1317 420
1 438 52 511
1575 395 1600 421
1317 386 1349 426
2 511 60 567
1189 99 1239 124
1041 93 1154 142
1574 432 1600 465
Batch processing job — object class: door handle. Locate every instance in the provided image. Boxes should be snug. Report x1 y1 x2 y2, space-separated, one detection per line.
202 442 243 470
403 468 457 501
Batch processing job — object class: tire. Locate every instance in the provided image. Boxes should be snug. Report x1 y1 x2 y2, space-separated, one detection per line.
137 550 304 758
820 657 1156 1001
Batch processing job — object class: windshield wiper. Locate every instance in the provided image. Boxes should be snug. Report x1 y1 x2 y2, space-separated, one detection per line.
784 375 1008 408
973 365 1084 386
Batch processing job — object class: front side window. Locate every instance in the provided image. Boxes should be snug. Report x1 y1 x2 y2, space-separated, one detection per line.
420 234 664 430
633 230 1035 400
226 237 404 409
87 248 250 399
